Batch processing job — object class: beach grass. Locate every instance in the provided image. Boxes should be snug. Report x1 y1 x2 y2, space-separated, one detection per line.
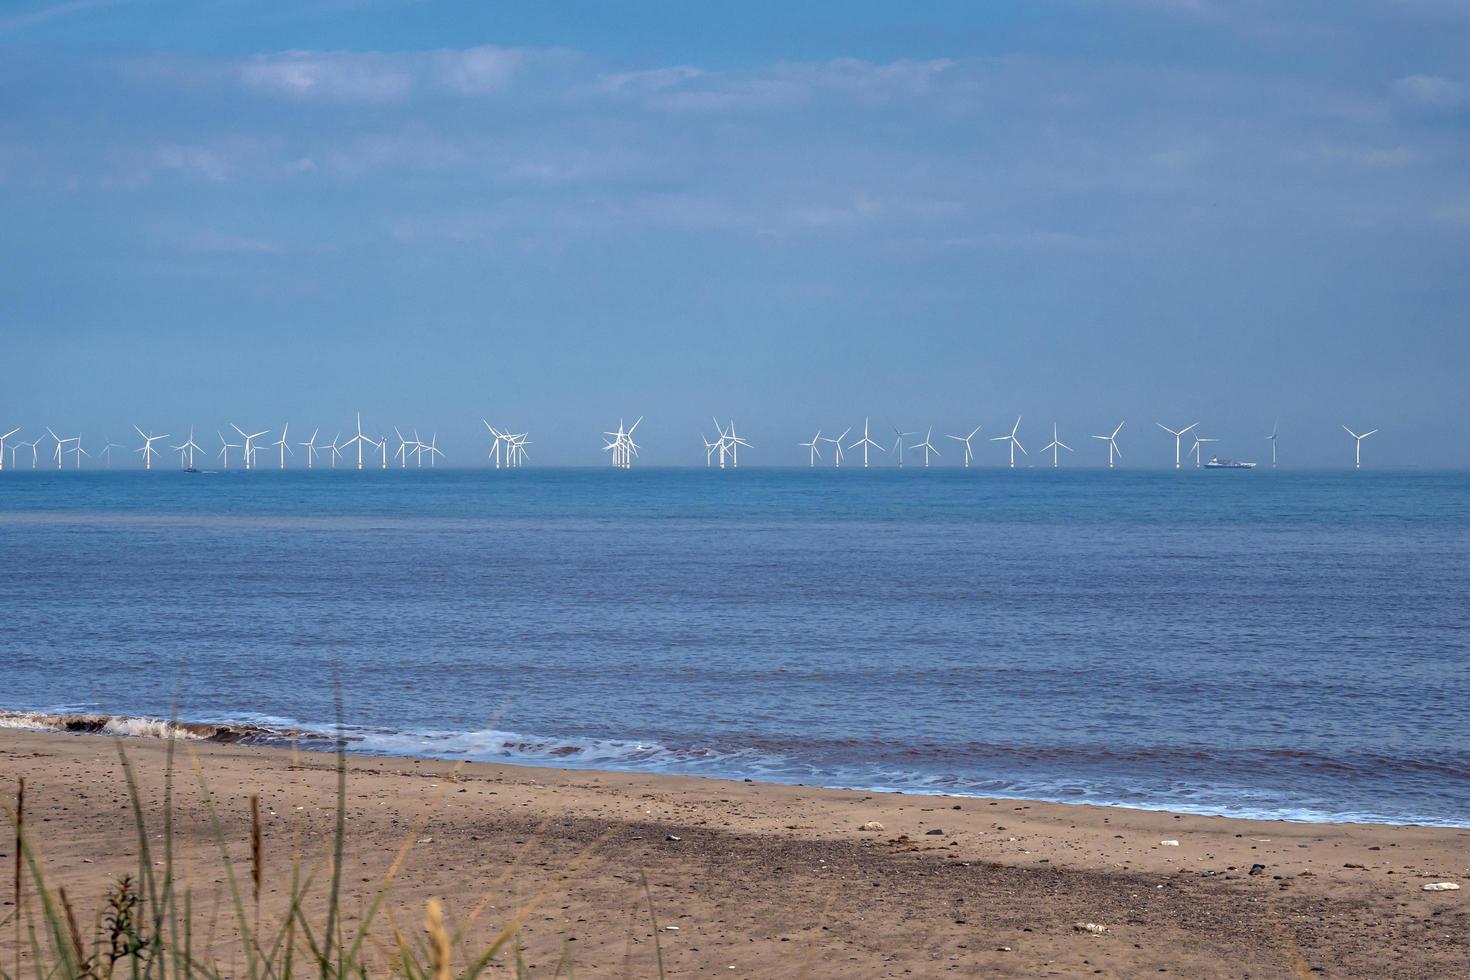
2 733 655 979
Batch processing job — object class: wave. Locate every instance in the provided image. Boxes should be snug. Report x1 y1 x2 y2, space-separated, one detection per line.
4 708 1466 828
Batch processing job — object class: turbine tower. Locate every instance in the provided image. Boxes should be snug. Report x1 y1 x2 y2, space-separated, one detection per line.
945 425 982 468
1041 424 1073 468
1189 434 1218 469
133 425 169 471
823 427 851 468
45 427 75 470
270 423 293 470
990 416 1027 469
325 433 345 469
217 431 241 469
849 418 885 469
1155 421 1199 470
98 437 125 468
889 426 914 468
299 428 320 469
231 425 268 471
67 437 89 469
173 427 203 471
798 429 823 467
344 412 371 470
0 427 18 472
912 426 941 467
1266 421 1279 468
1342 425 1378 469
1091 421 1124 469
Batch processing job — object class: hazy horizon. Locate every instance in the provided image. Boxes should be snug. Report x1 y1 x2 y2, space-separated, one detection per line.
3 1 1466 466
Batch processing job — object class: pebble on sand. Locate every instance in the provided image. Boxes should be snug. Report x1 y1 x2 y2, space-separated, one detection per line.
1160 840 1179 846
860 821 885 831
1074 922 1108 935
1422 882 1460 891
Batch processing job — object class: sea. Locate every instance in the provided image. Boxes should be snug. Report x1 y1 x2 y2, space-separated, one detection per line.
2 467 1467 827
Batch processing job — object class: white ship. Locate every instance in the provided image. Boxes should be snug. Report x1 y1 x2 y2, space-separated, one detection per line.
1203 457 1257 469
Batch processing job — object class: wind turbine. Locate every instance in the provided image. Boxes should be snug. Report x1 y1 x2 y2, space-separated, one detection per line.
990 416 1027 469
97 437 125 468
425 433 442 468
19 439 42 470
945 425 982 468
217 431 241 469
0 427 18 472
1041 424 1073 468
325 433 345 469
721 419 751 468
376 434 390 469
798 429 823 467
1265 421 1279 468
268 424 293 470
45 427 74 470
1155 421 1199 470
823 427 851 468
888 426 915 468
849 418 885 469
231 424 268 471
1091 421 1124 469
912 426 941 467
1342 425 1378 469
67 437 88 469
133 425 169 471
343 412 372 470
299 428 320 469
173 427 203 471
395 427 417 469
1189 434 1218 469
483 420 507 469
603 417 642 469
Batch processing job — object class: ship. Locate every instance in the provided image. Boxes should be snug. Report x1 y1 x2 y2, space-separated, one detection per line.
1203 456 1256 469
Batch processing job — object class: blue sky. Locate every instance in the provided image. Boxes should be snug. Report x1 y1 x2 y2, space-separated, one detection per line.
2 0 1467 467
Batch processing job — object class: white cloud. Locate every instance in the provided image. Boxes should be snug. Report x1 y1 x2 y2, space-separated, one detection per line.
435 46 524 94
240 51 415 102
1393 74 1465 109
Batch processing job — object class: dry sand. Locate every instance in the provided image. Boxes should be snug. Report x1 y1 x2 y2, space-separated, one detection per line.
2 728 1466 977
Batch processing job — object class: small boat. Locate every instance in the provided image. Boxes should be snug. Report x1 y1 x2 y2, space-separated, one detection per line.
1203 457 1256 469
184 467 200 474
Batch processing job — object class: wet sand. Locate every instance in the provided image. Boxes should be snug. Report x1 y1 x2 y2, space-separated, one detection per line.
2 728 1466 977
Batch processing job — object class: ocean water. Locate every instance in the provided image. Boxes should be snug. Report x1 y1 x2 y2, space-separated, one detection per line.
2 467 1467 827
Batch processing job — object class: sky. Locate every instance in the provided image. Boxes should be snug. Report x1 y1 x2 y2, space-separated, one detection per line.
1 0 1467 468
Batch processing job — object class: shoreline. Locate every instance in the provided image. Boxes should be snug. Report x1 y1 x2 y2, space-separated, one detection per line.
2 707 1463 830
3 726 1466 977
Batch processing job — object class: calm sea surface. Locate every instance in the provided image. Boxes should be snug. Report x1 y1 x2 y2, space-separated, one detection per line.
2 468 1467 826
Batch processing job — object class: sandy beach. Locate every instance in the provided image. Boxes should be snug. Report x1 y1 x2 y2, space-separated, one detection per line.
2 728 1465 977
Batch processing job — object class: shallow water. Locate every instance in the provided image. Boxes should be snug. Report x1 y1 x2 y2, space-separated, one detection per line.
2 467 1467 826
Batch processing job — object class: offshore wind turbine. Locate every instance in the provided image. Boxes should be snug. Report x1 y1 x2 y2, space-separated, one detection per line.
849 418 885 469
889 425 915 468
394 427 416 469
173 427 203 471
912 426 941 467
990 416 1027 468
270 424 294 470
343 412 373 470
67 438 89 469
325 433 345 469
1266 421 1279 468
133 425 169 471
1091 421 1124 469
945 425 982 468
45 427 74 470
823 427 851 467
798 429 823 467
18 439 42 470
217 431 241 469
1155 421 1198 470
298 428 320 469
1041 424 1073 468
231 424 268 471
483 420 507 469
1342 425 1378 469
1189 434 1218 469
0 427 18 472
98 437 125 468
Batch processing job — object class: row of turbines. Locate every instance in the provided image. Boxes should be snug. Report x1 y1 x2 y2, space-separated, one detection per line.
0 416 1381 472
784 418 1373 470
